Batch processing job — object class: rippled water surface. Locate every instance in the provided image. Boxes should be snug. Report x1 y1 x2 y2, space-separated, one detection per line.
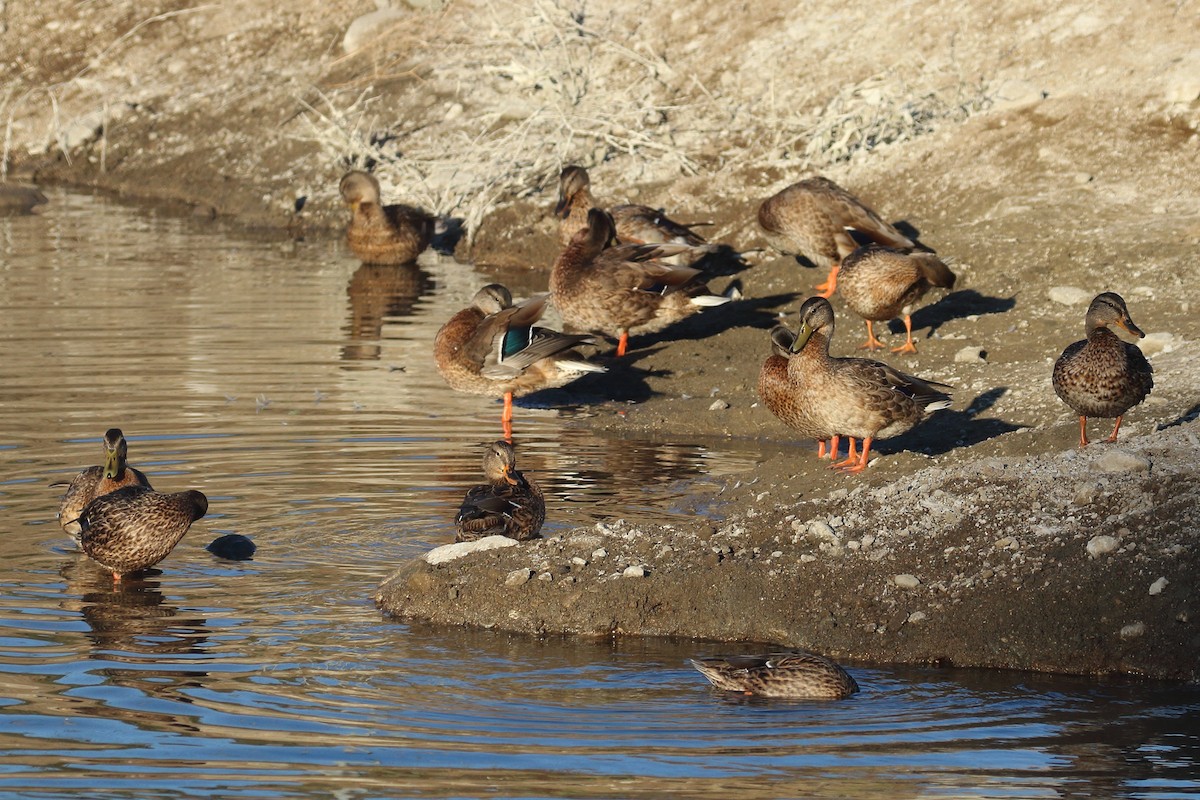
0 191 1197 798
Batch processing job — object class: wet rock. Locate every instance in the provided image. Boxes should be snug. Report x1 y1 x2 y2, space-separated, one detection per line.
505 567 533 586
1086 535 1120 557
1149 577 1169 595
893 574 921 589
426 535 518 565
1093 450 1150 474
206 533 256 560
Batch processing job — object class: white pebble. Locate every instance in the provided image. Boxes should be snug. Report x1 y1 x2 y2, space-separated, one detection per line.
799 554 817 563
1149 577 1169 595
425 535 518 565
1119 621 1146 640
1086 535 1120 557
1048 286 1092 305
505 567 533 586
537 571 553 582
592 548 608 560
1093 450 1150 474
954 346 986 363
809 520 838 541
907 611 928 624
893 574 921 589
708 399 730 411
622 565 648 578
571 556 588 566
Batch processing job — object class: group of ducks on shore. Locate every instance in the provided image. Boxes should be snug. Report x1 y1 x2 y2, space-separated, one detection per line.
46 164 1154 698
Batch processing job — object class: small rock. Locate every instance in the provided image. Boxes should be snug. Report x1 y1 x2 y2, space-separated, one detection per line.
809 520 838 541
206 533 256 561
1149 577 1169 596
1086 535 1120 557
954 346 986 363
622 564 648 578
799 554 817 563
426 535 518 565
708 399 730 411
571 556 588 566
770 550 783 558
1119 621 1146 640
1048 286 1092 305
537 571 553 582
893 574 921 589
907 611 928 624
592 548 608 560
1092 450 1150 474
343 8 407 53
1072 481 1100 506
504 567 533 586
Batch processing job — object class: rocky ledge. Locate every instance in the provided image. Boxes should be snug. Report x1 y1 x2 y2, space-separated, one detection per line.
377 419 1200 681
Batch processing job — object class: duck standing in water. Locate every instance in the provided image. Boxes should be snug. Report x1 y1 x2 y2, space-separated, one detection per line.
455 440 544 542
836 244 956 354
339 170 436 265
690 651 859 699
56 428 153 541
550 208 730 357
434 284 606 437
774 296 952 473
757 176 925 298
1052 292 1153 447
74 485 209 582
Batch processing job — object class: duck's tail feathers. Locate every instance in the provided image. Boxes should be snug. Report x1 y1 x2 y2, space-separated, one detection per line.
559 358 607 374
689 294 733 307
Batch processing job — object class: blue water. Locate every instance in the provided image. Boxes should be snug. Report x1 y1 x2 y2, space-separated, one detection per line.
0 190 1196 798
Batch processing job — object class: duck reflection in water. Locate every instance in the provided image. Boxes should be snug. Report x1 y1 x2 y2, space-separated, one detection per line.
341 262 434 361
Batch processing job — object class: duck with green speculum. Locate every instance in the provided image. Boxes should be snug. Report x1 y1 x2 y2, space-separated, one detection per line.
1052 292 1153 447
434 284 606 438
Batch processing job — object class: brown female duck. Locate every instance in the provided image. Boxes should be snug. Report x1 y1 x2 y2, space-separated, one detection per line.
759 325 841 461
434 284 606 437
549 208 729 357
758 176 921 297
339 170 436 264
779 296 952 473
455 440 545 542
1052 292 1153 447
690 651 859 699
75 485 208 582
555 166 713 265
837 244 956 353
56 428 153 540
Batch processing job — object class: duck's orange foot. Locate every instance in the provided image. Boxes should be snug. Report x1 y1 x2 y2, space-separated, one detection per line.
890 340 918 354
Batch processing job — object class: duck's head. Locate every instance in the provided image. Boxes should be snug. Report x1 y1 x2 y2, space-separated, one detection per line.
102 428 129 479
471 284 514 315
482 440 519 486
1086 292 1145 338
789 296 836 353
339 171 382 210
555 165 591 217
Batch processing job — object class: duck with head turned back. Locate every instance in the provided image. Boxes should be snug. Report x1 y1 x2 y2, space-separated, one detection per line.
339 170 436 265
455 440 545 542
555 165 713 264
1052 292 1153 447
75 485 208 582
550 208 730 357
56 428 153 541
434 284 606 437
837 244 956 354
758 176 923 298
782 296 952 473
690 651 859 699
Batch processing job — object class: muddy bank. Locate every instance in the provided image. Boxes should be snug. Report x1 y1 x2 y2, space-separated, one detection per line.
378 421 1200 680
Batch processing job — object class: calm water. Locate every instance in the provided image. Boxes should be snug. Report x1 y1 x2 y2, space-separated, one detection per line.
0 190 1196 798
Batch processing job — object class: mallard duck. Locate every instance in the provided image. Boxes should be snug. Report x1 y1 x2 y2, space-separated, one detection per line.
781 296 952 473
1052 292 1153 447
550 208 730 357
56 428 153 540
690 651 859 699
455 440 545 542
555 165 712 261
837 244 956 353
339 170 436 265
757 176 922 298
74 485 208 581
759 325 847 462
434 284 606 436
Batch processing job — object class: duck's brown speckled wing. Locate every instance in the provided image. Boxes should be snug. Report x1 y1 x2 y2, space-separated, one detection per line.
690 651 859 699
78 486 208 576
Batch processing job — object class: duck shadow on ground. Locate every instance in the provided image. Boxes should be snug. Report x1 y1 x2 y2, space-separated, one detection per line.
1158 402 1200 430
519 346 667 410
627 290 802 352
899 289 1017 338
874 387 1025 457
